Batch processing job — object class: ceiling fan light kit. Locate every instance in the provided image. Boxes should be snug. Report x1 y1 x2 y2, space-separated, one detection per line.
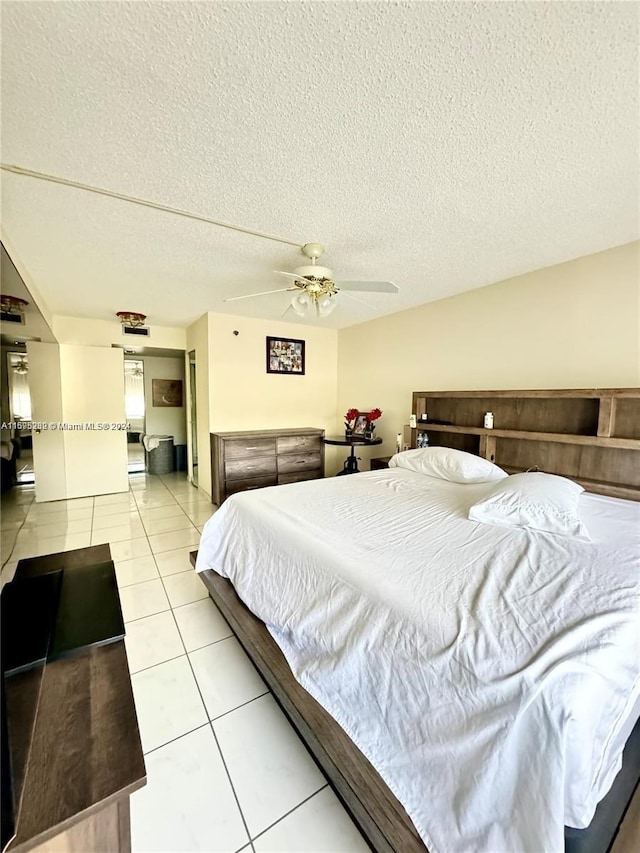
116 311 147 327
227 241 398 319
1 294 29 314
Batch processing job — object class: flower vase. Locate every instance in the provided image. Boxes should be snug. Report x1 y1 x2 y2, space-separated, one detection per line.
365 426 375 441
345 428 353 440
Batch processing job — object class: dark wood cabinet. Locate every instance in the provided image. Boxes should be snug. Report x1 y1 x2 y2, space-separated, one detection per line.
4 545 145 852
211 428 325 504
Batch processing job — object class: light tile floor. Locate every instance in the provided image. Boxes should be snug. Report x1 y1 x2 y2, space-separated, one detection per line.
0 473 369 853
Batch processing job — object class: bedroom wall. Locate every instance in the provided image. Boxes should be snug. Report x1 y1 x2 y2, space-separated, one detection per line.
206 312 340 474
337 241 640 462
52 315 186 350
140 355 187 445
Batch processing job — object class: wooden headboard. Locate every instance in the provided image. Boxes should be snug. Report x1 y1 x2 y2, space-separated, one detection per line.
411 388 640 501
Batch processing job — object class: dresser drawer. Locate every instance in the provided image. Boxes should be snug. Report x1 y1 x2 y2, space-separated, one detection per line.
278 470 323 485
211 428 325 505
226 456 277 481
225 438 276 460
278 452 321 475
226 475 277 496
277 435 320 455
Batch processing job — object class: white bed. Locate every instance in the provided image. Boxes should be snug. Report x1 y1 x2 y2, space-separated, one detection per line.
196 467 640 853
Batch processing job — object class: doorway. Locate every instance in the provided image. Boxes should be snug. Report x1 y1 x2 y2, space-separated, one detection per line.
124 359 145 474
7 351 34 485
189 351 198 486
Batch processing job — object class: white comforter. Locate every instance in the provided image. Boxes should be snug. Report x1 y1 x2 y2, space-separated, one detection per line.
196 469 640 853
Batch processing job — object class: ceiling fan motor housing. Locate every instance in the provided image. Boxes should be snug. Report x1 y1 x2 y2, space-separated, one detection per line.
292 264 333 281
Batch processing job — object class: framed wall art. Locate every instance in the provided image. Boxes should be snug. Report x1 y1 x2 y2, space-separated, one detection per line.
152 379 183 407
266 337 305 375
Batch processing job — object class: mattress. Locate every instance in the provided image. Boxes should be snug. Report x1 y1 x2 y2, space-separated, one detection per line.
196 469 640 853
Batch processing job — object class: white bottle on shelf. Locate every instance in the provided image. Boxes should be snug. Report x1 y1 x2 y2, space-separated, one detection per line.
484 412 494 429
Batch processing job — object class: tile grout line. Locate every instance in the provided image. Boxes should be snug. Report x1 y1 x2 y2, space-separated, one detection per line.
129 651 186 677
206 719 256 853
159 536 256 847
142 486 257 851
249 782 330 846
19 476 308 853
141 721 211 758
209 689 270 723
116 565 189 588
126 474 258 852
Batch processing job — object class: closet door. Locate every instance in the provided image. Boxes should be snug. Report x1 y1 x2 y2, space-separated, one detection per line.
26 341 67 502
59 345 128 498
27 343 129 501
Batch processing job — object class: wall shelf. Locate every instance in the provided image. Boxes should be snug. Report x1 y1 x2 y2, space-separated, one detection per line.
411 388 640 500
413 423 640 450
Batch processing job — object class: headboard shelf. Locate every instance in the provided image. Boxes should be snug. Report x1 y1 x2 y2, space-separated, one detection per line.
417 423 640 451
411 388 640 501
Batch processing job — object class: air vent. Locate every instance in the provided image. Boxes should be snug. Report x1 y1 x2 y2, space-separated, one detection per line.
1 312 25 325
123 326 150 338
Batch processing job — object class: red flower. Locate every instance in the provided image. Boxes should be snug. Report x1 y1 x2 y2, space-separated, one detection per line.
366 408 382 422
344 408 359 423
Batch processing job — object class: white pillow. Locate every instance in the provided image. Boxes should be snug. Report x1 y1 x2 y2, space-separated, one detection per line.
389 447 508 484
468 472 591 540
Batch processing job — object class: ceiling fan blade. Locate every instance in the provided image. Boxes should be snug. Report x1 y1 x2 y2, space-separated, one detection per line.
340 291 378 311
223 287 296 302
336 280 398 293
274 270 310 283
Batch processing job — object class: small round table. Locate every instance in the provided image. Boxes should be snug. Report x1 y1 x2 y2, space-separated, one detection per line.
323 435 383 475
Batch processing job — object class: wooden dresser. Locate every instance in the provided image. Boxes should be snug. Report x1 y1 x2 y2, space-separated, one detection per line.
210 428 325 504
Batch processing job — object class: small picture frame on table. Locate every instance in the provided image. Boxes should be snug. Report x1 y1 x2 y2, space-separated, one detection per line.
352 415 368 436
266 337 305 375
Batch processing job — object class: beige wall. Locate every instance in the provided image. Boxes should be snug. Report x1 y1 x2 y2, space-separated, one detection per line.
138 355 187 444
53 315 186 350
338 241 640 462
207 312 341 474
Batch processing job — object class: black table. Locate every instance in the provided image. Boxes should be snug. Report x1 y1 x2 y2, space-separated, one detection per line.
323 435 383 475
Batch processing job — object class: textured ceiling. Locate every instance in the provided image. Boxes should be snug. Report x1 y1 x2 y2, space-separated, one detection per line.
1 1 638 329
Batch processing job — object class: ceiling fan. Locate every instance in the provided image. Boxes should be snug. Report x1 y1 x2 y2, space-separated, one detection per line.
224 243 398 318
12 356 28 375
0 166 398 319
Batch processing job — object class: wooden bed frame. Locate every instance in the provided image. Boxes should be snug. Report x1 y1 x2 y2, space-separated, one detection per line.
194 387 640 853
192 562 639 853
